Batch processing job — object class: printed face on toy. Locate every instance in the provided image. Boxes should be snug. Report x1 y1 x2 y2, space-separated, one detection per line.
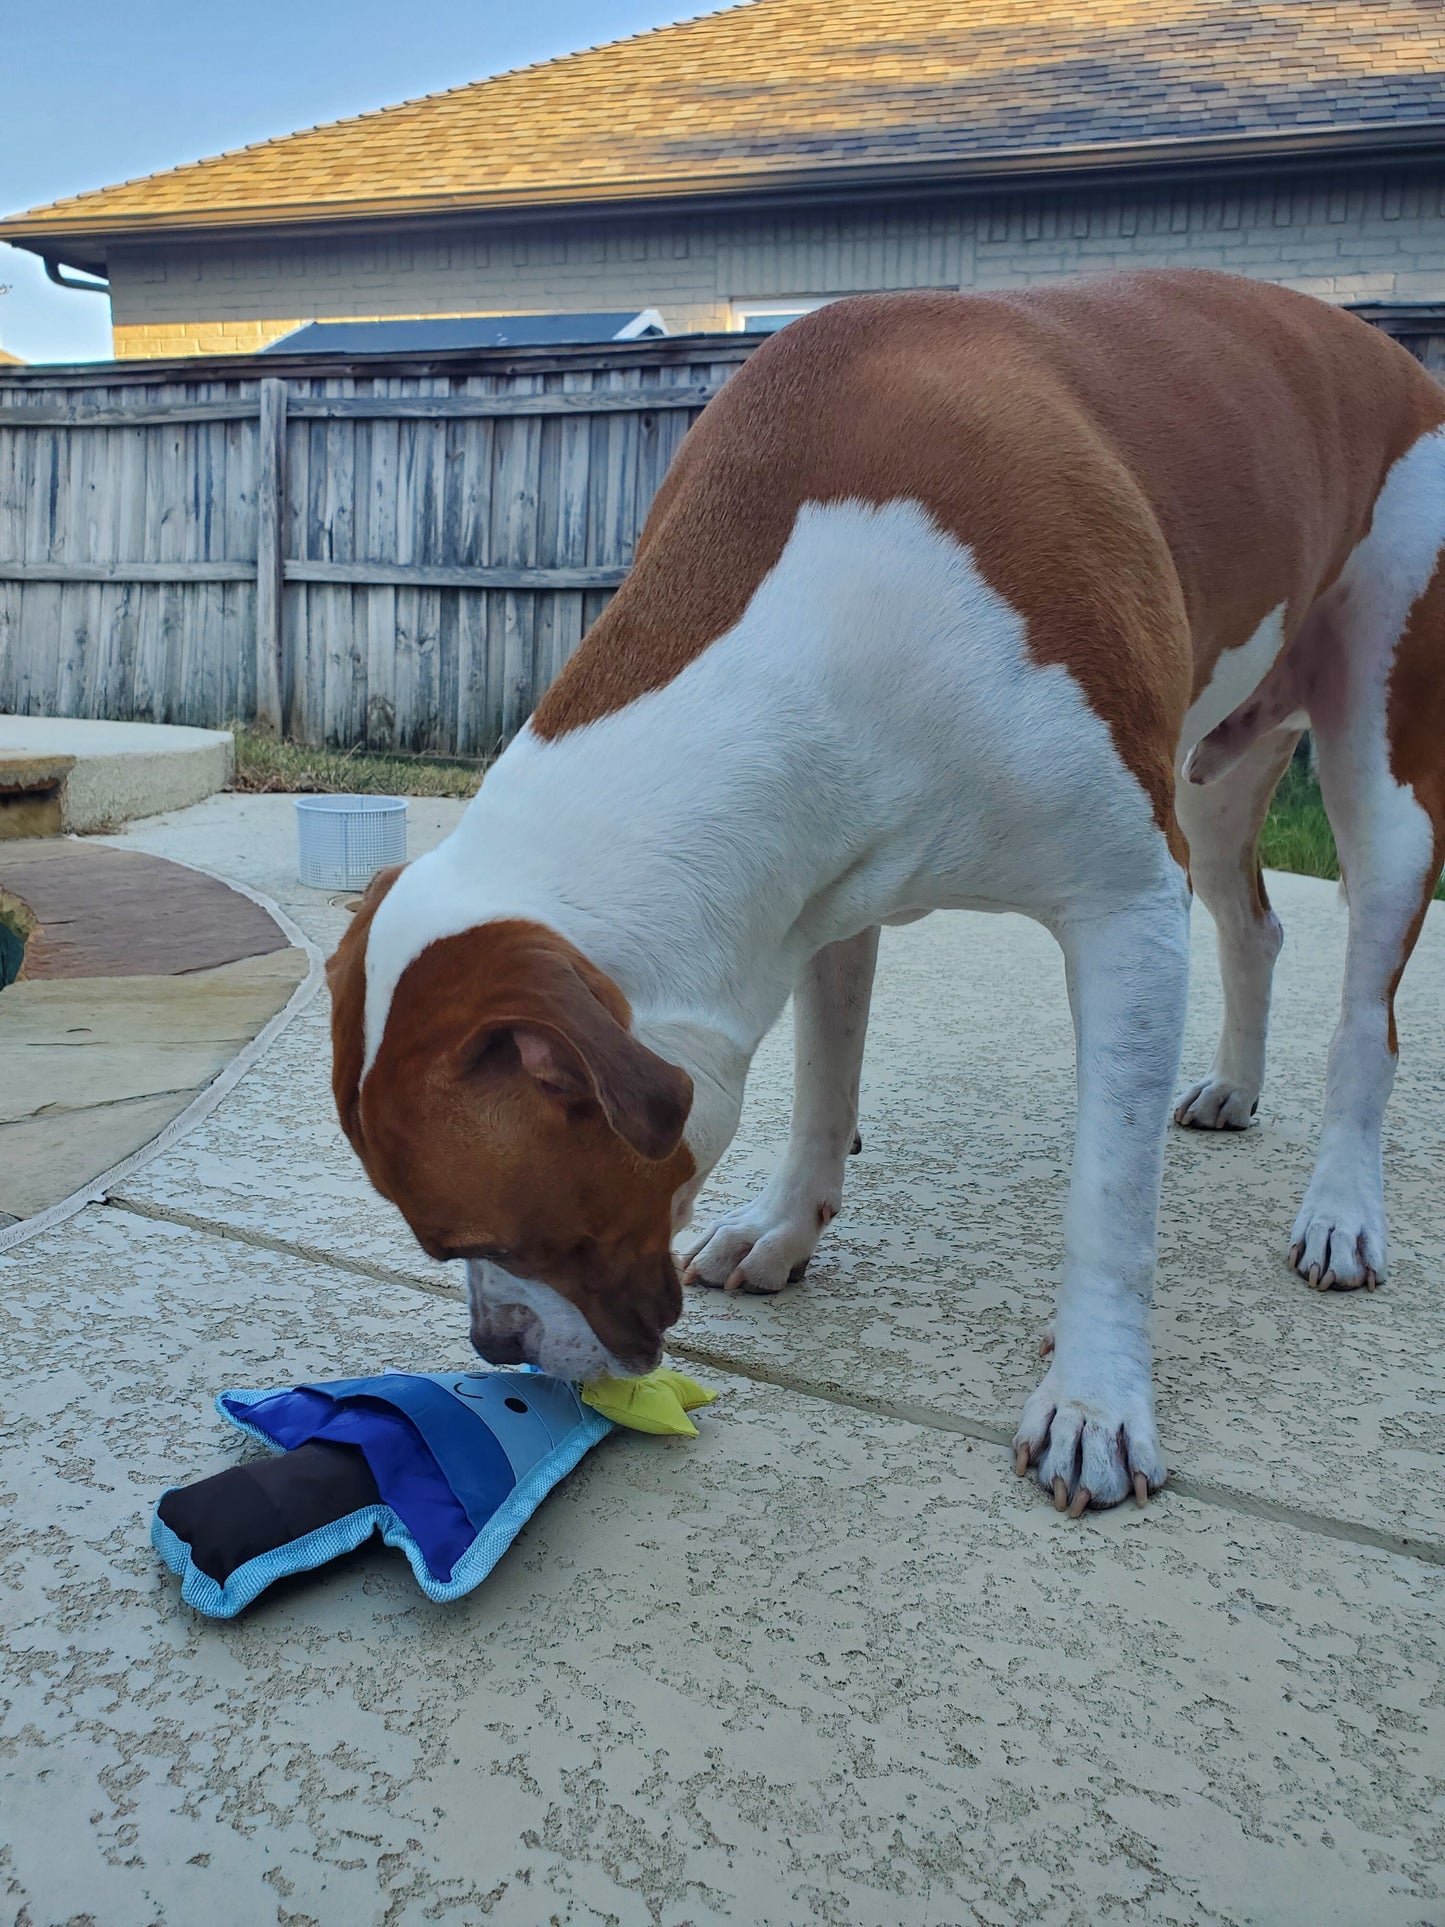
328 876 695 1381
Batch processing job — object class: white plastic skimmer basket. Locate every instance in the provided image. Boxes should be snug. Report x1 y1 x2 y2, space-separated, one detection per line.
294 794 408 891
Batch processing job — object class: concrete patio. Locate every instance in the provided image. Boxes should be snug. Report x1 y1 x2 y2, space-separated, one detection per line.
1 792 1441 1926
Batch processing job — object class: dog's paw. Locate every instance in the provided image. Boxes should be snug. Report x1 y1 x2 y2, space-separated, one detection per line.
1012 1361 1167 1516
1288 1182 1386 1292
680 1189 837 1294
1173 1075 1258 1131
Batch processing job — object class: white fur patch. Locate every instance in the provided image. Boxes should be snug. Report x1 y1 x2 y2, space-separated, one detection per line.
363 497 1174 1081
1180 602 1287 757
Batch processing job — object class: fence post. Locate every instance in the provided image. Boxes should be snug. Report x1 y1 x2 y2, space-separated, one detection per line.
254 377 288 735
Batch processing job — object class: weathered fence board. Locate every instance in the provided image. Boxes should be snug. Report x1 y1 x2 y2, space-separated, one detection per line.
5 560 258 582
254 378 287 733
0 337 755 752
0 385 729 429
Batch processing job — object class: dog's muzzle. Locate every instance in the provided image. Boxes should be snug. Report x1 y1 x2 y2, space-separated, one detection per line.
467 1303 544 1368
465 1259 636 1380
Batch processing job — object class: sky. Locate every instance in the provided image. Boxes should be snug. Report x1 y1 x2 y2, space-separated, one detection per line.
0 0 744 362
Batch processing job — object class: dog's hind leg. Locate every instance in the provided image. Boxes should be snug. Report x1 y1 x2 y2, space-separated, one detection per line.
681 924 880 1294
1288 431 1445 1291
1173 725 1302 1130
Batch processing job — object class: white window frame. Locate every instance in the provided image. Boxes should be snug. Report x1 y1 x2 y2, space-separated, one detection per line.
613 309 667 339
732 297 836 334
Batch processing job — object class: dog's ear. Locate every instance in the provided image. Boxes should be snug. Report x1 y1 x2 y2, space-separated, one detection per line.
327 864 404 1144
509 1011 693 1163
457 945 693 1163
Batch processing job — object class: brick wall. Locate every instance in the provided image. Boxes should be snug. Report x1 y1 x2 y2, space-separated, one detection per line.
106 165 1445 357
113 317 305 358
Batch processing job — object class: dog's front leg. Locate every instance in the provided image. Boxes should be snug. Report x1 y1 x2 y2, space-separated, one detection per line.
1015 883 1190 1514
682 926 880 1293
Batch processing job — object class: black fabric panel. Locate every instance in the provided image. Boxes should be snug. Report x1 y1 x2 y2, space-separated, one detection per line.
157 1440 382 1583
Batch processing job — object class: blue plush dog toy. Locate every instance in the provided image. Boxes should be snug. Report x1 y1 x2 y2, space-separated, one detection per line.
153 1366 715 1618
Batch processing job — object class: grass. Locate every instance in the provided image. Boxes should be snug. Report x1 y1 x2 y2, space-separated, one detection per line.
1259 757 1343 885
230 727 1443 901
1262 753 1445 901
229 728 486 801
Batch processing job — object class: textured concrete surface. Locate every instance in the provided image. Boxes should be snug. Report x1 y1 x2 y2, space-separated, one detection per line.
2 1207 1442 1927
1 792 1441 1923
0 717 233 830
98 788 468 929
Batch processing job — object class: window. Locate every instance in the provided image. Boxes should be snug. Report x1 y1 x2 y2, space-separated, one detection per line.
733 298 835 334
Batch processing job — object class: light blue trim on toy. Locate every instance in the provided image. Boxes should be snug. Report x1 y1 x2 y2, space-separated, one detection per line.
151 1500 395 1618
151 1389 614 1618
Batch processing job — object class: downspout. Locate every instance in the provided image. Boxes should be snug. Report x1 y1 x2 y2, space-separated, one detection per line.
44 258 109 295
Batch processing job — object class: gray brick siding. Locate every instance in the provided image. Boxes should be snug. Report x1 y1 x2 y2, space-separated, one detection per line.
108 166 1445 356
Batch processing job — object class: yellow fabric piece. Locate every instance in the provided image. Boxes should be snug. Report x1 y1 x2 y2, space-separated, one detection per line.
580 1366 718 1437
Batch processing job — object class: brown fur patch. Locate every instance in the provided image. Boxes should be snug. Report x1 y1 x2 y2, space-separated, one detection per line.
1389 558 1445 856
533 271 1444 852
327 863 403 1144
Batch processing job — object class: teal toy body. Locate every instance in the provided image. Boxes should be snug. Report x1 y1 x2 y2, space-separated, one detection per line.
154 1370 611 1617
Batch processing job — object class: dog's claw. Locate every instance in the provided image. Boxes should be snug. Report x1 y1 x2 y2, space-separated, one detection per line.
1014 1443 1030 1477
1287 1216 1386 1293
1133 1470 1149 1507
1017 1363 1166 1518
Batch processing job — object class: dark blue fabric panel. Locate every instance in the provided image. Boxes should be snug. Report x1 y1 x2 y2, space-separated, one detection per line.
301 1376 523 1533
230 1386 333 1450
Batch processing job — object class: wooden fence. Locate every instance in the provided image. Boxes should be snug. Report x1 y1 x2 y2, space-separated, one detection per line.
2 307 1439 755
0 336 757 754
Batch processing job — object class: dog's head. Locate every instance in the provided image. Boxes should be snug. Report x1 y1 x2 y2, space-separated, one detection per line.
328 869 694 1379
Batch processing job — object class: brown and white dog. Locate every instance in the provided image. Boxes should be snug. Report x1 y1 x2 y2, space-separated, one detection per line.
328 270 1445 1516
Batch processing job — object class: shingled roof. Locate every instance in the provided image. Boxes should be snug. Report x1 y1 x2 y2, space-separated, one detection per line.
4 0 1443 250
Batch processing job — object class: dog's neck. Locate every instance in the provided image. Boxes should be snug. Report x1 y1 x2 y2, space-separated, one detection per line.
362 706 846 1185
